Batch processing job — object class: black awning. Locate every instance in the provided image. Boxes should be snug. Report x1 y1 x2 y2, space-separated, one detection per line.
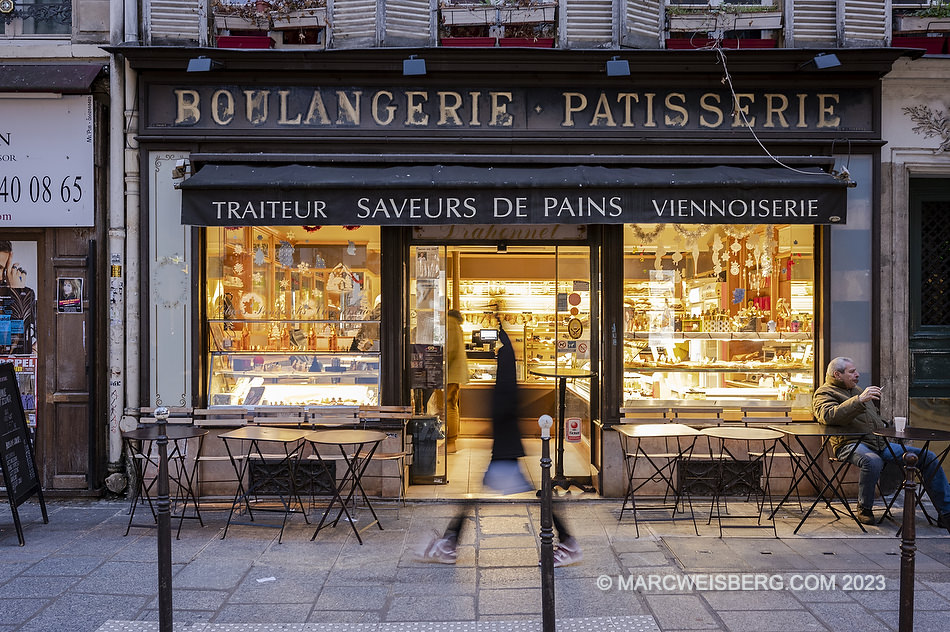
179 163 849 227
0 63 105 93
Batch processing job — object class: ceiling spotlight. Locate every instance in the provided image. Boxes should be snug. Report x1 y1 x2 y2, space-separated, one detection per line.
186 56 223 72
403 55 426 76
606 56 630 77
346 240 356 256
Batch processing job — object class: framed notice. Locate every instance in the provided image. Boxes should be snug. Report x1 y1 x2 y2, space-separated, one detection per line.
0 362 48 545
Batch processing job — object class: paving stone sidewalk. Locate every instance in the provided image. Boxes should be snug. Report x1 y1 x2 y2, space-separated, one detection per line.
0 498 948 631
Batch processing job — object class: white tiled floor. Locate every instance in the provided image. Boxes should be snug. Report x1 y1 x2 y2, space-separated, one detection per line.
404 437 599 500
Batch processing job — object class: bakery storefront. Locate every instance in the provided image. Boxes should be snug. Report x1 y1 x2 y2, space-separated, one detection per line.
122 47 893 497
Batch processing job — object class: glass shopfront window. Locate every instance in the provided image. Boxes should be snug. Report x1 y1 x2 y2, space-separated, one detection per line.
204 226 381 407
623 224 816 409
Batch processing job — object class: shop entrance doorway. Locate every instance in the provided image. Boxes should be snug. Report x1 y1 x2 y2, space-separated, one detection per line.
408 243 596 497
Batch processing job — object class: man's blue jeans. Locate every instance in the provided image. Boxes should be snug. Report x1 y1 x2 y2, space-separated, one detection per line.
837 441 950 515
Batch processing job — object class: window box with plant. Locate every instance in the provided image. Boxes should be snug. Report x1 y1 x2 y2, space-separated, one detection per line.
895 1 950 36
212 0 273 32
269 0 327 30
439 0 556 46
666 2 783 33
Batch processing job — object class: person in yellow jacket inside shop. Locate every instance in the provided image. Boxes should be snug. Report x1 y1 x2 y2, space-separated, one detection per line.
444 309 469 454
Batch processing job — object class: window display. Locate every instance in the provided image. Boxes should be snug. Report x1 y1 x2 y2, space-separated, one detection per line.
205 226 381 406
623 224 815 409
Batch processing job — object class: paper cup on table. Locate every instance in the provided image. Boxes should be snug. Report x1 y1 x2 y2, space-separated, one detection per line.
894 417 907 432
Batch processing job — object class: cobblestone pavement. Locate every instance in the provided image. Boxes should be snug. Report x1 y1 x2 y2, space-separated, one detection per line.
0 497 947 631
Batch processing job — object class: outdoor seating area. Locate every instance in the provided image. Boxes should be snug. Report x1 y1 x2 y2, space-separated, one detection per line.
122 405 413 542
615 403 950 538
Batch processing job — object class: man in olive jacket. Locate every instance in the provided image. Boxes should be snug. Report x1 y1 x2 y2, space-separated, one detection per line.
814 356 950 529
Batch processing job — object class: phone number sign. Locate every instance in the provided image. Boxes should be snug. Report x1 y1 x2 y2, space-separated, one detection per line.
0 95 94 227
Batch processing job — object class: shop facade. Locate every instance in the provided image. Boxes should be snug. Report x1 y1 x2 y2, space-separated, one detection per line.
0 63 109 492
120 46 902 496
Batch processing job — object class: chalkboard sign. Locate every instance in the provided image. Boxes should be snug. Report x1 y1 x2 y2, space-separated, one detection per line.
0 362 47 545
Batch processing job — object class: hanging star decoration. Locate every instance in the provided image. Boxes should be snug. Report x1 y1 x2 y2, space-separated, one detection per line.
254 247 265 266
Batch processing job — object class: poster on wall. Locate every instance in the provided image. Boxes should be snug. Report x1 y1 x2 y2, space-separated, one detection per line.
57 278 83 313
0 240 38 435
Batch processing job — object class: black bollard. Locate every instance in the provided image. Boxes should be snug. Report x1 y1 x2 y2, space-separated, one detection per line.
899 452 918 632
538 414 556 632
154 406 174 632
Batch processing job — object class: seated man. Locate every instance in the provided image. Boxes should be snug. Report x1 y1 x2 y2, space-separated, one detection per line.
813 356 950 530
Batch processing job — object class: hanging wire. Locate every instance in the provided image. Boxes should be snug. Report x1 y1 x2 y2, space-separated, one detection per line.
714 46 852 182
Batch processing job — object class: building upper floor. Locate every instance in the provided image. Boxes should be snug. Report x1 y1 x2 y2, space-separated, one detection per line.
3 1 950 54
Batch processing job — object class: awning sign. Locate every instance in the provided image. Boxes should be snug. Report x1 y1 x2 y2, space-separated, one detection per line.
179 164 848 227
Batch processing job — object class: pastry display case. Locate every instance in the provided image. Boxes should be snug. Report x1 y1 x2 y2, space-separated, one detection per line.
205 226 381 408
623 223 817 409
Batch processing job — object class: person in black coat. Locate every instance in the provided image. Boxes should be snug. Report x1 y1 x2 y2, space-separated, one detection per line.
419 316 583 567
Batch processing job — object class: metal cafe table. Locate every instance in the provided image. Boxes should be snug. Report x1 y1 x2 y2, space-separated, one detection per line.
873 425 950 528
616 423 701 537
304 428 387 544
121 424 208 539
768 423 870 534
699 426 784 537
218 425 310 543
528 366 595 493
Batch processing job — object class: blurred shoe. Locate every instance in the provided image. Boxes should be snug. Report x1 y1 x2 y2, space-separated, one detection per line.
419 534 457 564
856 506 876 525
553 537 583 568
938 513 950 535
483 459 533 495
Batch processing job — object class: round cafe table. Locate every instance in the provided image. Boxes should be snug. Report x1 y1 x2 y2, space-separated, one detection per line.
528 367 594 493
304 428 387 544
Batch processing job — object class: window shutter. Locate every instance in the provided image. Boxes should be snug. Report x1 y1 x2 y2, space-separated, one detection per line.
384 0 433 46
147 0 206 46
564 0 615 48
332 0 381 48
623 0 661 48
843 0 889 46
786 0 838 47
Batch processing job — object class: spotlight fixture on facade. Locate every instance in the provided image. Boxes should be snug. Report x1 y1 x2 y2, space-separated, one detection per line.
403 55 426 76
346 240 357 256
799 53 841 70
186 56 223 72
606 56 630 77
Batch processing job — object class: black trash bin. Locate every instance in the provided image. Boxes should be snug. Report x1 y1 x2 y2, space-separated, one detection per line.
409 416 443 484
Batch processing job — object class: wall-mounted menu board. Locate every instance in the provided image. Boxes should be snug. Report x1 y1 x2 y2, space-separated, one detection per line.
0 362 47 545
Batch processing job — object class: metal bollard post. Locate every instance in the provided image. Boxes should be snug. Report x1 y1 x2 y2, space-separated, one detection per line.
538 414 556 632
154 406 174 632
899 452 918 632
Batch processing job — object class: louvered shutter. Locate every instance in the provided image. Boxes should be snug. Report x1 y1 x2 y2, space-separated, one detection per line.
147 0 206 46
564 0 615 48
623 0 661 48
786 0 838 48
843 0 888 46
331 0 380 48
384 0 433 46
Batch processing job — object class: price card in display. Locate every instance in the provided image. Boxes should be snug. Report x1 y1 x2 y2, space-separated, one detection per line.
0 95 94 227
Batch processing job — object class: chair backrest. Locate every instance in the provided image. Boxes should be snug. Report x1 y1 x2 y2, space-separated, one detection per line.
740 403 792 427
193 407 251 427
249 406 308 426
358 405 414 424
620 405 671 424
307 405 361 427
670 405 724 428
139 406 194 425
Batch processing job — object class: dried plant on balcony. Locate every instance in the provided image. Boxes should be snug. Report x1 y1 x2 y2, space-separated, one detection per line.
914 1 950 18
666 2 779 16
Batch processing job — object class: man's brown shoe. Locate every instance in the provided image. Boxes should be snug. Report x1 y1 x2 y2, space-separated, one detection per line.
857 507 876 525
